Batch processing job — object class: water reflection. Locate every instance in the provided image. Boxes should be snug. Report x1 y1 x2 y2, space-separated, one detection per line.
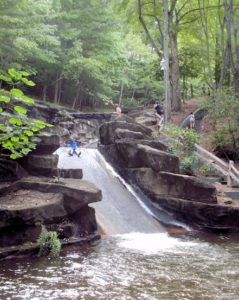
0 233 239 300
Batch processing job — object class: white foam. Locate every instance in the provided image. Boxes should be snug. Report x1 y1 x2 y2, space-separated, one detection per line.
117 232 198 255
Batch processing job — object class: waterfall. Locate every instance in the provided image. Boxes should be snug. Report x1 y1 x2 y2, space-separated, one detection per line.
56 147 186 234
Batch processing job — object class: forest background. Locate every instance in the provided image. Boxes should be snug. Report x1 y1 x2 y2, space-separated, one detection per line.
0 0 239 157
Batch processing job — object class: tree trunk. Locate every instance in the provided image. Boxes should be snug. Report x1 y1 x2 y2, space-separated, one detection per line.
214 35 221 88
235 67 239 95
72 86 80 110
54 78 59 104
119 81 124 105
169 27 181 111
190 84 194 98
163 0 171 123
57 78 62 105
42 84 47 102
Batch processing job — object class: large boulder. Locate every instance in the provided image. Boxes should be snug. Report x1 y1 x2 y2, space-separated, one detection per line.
0 190 66 229
99 121 152 145
0 176 102 247
18 177 102 214
0 158 28 182
121 168 216 204
115 142 179 173
150 194 239 231
30 133 60 155
156 172 217 203
116 138 168 152
115 128 144 140
19 154 59 176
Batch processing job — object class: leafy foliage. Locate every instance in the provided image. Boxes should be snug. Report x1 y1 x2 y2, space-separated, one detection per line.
0 69 51 159
201 89 239 155
37 225 61 258
165 125 198 175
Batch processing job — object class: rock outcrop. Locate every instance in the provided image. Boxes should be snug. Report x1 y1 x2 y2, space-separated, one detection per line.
0 131 101 259
98 116 239 232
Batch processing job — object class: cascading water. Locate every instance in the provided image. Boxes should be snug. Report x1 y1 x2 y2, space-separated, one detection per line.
0 147 239 299
56 147 185 234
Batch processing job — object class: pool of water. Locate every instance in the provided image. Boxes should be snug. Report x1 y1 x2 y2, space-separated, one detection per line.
0 232 239 300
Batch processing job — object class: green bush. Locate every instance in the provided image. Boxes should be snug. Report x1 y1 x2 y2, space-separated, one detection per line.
165 125 198 175
201 88 239 153
37 225 61 258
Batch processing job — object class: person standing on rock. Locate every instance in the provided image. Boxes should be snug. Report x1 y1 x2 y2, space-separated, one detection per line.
114 104 122 115
189 112 195 130
154 102 164 130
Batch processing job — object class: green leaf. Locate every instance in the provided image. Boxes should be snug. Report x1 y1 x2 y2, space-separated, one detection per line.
20 135 29 142
8 68 21 80
14 105 27 115
11 136 19 142
31 127 41 132
10 153 21 159
20 71 30 77
3 141 13 150
0 74 12 83
10 88 24 98
24 130 33 137
20 148 31 155
0 95 11 103
22 78 35 86
0 107 3 113
21 95 34 104
9 117 23 126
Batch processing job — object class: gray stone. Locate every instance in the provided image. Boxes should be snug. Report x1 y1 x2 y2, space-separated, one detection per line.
55 168 83 179
115 142 179 172
99 121 152 145
20 154 59 176
31 133 60 155
18 177 102 214
158 172 217 203
0 191 66 229
115 128 144 140
150 194 239 231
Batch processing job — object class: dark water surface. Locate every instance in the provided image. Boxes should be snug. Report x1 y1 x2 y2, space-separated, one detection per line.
0 233 239 300
0 148 238 299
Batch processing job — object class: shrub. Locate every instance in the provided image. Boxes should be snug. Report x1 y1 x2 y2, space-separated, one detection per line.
201 88 239 157
165 125 198 175
37 225 61 258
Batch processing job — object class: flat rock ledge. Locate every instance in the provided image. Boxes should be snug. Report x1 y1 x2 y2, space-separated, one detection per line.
0 176 102 255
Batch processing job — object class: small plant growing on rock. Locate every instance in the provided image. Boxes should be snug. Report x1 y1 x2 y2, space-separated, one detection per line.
37 225 61 258
165 125 198 175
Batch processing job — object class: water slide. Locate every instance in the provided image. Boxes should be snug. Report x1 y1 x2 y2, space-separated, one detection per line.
56 147 169 234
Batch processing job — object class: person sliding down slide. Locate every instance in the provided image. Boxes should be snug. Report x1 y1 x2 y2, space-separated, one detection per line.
65 136 81 157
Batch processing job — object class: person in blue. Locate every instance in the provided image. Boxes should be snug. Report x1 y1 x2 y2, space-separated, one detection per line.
65 136 81 157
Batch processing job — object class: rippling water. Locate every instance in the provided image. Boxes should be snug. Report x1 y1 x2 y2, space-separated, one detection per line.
0 232 239 300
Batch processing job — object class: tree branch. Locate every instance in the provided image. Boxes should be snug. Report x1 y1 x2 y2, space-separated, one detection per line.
138 0 162 57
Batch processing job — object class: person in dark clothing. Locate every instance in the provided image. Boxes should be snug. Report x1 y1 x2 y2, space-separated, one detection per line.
154 102 164 130
65 136 81 157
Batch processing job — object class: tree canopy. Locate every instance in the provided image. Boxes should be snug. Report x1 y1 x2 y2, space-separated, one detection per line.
0 0 238 112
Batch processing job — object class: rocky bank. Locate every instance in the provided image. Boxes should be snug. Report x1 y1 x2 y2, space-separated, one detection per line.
98 115 239 232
